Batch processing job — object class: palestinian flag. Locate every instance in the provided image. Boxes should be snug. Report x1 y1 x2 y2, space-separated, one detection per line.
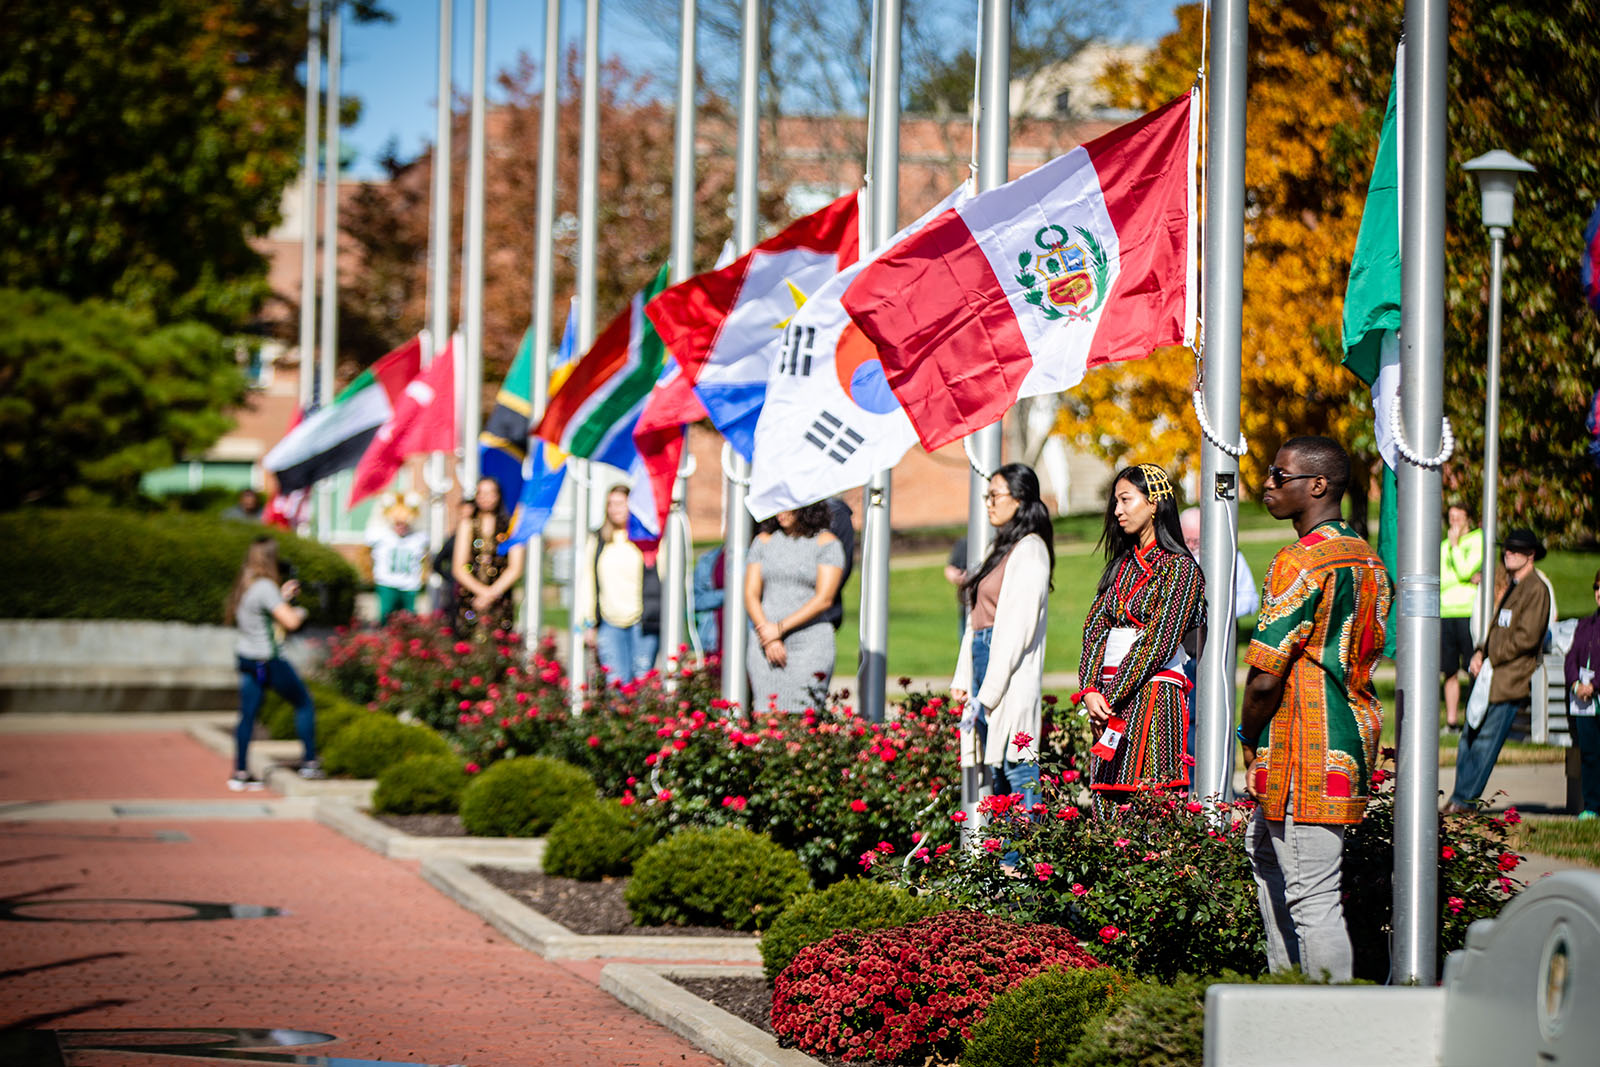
264 335 424 493
536 264 672 469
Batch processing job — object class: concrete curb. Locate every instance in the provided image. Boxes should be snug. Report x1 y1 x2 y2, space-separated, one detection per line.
314 799 546 864
599 964 823 1067
0 798 318 820
187 722 376 805
420 857 762 962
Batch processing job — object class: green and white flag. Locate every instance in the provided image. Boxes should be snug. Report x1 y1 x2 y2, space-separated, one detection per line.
264 335 423 494
1341 41 1403 655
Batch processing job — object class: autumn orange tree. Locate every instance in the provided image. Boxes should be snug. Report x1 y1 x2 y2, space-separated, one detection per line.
1061 1 1391 515
1066 0 1600 543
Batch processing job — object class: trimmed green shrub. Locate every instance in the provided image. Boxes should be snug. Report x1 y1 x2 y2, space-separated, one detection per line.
457 757 596 838
0 508 357 625
371 754 469 815
320 715 450 780
625 826 809 932
1062 970 1326 1067
542 800 659 881
961 965 1133 1067
761 878 952 983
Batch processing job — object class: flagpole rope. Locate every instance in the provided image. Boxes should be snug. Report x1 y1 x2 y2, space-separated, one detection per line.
720 442 751 487
1388 404 1456 468
1192 389 1248 458
962 436 993 479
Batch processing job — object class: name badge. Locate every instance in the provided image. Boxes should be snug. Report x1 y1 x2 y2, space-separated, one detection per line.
1091 716 1128 761
1581 667 1596 686
1497 608 1513 628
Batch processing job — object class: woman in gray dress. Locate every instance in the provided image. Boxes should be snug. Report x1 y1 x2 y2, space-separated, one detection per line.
745 502 847 713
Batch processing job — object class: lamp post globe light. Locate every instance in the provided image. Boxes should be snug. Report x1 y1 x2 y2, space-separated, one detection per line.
1462 149 1536 641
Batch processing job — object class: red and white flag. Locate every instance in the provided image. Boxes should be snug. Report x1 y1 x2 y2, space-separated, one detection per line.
644 193 861 461
348 337 457 506
843 93 1197 452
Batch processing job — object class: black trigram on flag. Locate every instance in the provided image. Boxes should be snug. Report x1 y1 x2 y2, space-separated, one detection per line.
805 411 865 464
780 323 817 376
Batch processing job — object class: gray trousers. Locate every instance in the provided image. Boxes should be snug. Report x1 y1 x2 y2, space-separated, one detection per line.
1247 806 1351 982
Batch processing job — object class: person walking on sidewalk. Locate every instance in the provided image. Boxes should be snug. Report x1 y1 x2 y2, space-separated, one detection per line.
225 536 322 790
1445 529 1554 813
1564 568 1600 820
1239 437 1390 983
1440 501 1485 732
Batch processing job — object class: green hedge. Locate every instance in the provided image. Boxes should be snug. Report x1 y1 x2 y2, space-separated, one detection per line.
320 716 451 780
625 827 809 932
961 966 1132 1067
458 757 597 838
372 755 469 815
0 508 357 625
761 879 952 983
542 801 659 881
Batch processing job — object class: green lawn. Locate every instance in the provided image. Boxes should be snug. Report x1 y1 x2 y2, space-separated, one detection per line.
1514 817 1600 869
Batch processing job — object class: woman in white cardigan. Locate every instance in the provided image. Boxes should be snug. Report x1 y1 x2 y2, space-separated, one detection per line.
951 463 1055 808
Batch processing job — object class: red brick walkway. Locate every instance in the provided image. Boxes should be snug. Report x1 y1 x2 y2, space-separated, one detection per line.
0 729 718 1067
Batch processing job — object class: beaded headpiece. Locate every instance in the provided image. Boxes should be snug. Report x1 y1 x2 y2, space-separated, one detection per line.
1137 464 1174 503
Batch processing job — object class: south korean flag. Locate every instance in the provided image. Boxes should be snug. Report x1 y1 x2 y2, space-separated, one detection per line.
747 186 969 519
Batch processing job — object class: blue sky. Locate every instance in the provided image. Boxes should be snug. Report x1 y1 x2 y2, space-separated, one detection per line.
338 0 1182 179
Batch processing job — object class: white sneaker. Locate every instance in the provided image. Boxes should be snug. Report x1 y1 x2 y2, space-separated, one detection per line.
227 772 265 792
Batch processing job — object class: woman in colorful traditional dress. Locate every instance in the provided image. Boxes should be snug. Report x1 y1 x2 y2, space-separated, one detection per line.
1079 464 1206 815
950 463 1055 809
451 477 524 638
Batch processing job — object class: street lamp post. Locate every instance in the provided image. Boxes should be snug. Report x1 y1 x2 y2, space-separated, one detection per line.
1462 150 1536 641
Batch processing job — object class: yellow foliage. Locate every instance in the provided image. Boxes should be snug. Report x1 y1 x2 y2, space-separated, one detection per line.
1064 1 1398 495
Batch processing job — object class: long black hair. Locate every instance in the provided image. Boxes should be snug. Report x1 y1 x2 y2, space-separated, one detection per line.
1095 464 1191 596
755 500 832 538
963 463 1055 608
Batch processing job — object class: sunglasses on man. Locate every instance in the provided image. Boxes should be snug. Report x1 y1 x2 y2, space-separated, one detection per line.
1263 466 1318 487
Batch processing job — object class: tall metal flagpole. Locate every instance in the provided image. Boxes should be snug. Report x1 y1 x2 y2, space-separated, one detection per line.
298 0 321 418
461 0 488 492
661 0 698 678
857 0 900 725
569 0 602 714
316 3 341 542
524 0 561 654
961 0 1008 835
1392 0 1448 986
425 0 453 564
1194 0 1248 806
720 0 761 715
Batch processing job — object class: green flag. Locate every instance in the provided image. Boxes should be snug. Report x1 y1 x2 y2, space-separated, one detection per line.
1341 43 1404 657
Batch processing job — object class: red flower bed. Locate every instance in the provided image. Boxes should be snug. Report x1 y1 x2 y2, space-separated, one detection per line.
771 910 1101 1062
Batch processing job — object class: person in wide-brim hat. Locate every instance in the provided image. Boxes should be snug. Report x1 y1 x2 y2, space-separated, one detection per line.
1500 528 1547 561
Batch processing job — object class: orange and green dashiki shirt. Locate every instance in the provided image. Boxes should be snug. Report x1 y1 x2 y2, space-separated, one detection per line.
1245 519 1391 825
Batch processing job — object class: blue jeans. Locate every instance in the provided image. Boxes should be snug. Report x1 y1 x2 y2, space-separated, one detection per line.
970 627 1041 813
597 620 660 683
236 656 314 773
1449 700 1523 806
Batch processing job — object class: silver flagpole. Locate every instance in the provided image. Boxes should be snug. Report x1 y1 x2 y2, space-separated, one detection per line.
661 0 698 679
1393 0 1447 986
720 0 760 716
316 3 341 543
425 0 453 567
524 0 561 655
298 0 321 418
857 0 901 725
461 0 488 491
1194 0 1247 807
569 0 602 714
960 0 1007 839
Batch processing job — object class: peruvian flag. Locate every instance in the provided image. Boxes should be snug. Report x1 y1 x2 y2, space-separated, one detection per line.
348 336 457 506
645 193 861 461
843 92 1197 452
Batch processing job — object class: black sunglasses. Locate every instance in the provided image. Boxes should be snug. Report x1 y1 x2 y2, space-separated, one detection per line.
1264 466 1318 487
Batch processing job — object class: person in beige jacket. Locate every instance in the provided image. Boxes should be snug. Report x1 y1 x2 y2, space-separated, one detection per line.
951 463 1055 809
1445 528 1554 812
